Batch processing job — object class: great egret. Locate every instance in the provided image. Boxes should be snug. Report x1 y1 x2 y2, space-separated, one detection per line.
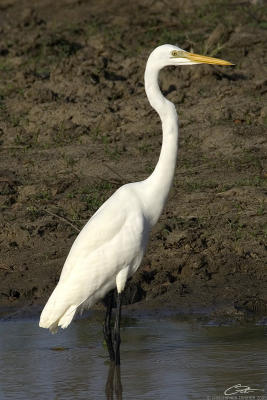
39 44 233 364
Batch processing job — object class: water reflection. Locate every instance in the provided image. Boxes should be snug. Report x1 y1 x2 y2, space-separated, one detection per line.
0 314 266 399
105 364 123 400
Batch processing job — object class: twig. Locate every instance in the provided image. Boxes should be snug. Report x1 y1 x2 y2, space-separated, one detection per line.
0 265 9 270
43 208 80 233
87 174 121 186
0 145 26 149
103 163 125 182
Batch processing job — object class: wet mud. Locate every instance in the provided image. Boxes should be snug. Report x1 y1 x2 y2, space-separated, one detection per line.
0 0 266 319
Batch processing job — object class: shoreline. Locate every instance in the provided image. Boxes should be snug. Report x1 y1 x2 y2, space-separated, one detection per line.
1 299 266 325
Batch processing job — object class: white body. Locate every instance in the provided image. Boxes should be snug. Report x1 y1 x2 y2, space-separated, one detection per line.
40 44 230 333
40 182 152 332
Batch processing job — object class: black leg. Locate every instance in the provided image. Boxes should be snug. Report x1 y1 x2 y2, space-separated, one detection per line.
103 291 115 362
113 291 122 366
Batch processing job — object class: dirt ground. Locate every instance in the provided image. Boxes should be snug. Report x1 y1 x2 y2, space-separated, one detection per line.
0 0 266 319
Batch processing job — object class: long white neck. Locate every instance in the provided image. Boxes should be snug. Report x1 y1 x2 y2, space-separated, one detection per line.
140 62 179 226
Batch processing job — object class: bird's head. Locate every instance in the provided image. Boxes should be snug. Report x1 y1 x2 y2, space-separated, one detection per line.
148 44 233 68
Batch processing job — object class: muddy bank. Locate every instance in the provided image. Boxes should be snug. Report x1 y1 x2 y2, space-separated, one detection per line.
0 0 266 318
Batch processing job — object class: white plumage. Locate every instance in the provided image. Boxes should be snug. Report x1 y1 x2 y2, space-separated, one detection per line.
39 44 232 335
40 183 149 332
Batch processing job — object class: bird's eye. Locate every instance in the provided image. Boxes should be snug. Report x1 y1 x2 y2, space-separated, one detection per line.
170 50 185 58
171 50 179 57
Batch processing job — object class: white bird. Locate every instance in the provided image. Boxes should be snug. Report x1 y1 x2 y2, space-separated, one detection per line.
39 44 232 364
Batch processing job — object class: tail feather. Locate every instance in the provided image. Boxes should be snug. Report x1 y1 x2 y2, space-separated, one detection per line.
58 305 77 329
39 284 79 333
39 303 77 333
39 280 105 333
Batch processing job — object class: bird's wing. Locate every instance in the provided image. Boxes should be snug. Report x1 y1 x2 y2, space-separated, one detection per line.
58 184 143 282
40 184 147 331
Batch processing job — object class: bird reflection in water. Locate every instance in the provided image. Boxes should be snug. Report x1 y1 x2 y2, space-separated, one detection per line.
105 363 123 400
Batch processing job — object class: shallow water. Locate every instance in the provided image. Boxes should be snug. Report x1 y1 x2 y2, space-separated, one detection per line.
0 314 266 400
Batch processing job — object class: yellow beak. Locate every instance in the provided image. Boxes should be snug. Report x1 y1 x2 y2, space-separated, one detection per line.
185 52 234 66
